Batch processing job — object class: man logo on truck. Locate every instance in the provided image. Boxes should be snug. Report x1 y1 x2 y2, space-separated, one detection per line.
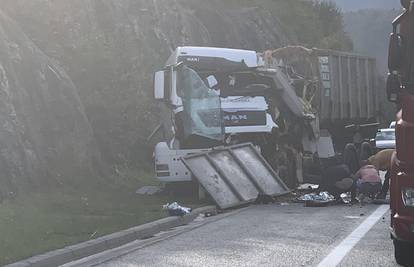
186 57 200 62
223 114 248 123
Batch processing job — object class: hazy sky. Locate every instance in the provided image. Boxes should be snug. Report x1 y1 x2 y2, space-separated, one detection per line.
328 0 401 11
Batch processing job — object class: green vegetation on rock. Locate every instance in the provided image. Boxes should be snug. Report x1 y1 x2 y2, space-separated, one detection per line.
222 0 353 51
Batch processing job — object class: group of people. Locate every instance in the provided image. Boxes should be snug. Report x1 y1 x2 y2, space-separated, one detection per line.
319 148 394 204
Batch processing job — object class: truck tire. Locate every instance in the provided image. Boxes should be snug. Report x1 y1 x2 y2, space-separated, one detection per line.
394 239 414 266
270 148 297 189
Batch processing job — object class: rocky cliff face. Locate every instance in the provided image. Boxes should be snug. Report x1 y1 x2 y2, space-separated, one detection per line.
0 10 102 198
1 0 291 173
0 0 302 198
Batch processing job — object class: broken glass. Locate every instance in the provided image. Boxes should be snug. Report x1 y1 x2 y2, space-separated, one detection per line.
178 66 224 141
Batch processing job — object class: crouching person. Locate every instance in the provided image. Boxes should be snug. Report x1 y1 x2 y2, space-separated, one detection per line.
354 160 382 203
319 163 357 203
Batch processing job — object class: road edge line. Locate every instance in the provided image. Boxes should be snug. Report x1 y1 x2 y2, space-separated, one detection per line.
64 206 250 267
317 205 389 267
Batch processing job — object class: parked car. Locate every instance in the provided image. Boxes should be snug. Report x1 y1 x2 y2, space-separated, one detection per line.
375 128 396 149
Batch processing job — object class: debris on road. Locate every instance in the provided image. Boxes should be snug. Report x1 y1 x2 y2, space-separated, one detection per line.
296 191 336 207
340 192 352 204
345 216 361 219
162 202 192 216
298 191 335 202
297 183 319 191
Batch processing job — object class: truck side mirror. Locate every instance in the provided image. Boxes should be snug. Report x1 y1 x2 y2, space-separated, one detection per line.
386 73 400 102
154 70 168 100
388 33 404 71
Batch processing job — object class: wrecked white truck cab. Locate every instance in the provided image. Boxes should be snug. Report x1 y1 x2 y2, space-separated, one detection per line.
153 46 321 185
154 47 279 136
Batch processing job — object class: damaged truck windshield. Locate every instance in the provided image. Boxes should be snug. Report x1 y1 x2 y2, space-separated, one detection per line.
178 65 224 142
155 53 278 149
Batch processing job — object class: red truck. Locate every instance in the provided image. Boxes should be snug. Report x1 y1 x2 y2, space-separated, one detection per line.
387 0 414 265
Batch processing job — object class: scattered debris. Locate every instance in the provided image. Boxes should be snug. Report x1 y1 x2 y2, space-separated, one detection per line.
162 202 192 216
297 192 335 207
345 216 361 219
136 186 162 195
204 211 216 217
193 214 206 222
340 192 352 204
89 230 98 239
357 193 378 205
297 183 319 191
297 192 335 202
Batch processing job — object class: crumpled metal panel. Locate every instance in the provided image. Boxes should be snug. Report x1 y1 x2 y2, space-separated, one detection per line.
182 143 290 209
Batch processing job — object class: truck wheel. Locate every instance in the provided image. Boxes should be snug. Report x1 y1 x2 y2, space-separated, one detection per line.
276 150 297 189
394 239 414 266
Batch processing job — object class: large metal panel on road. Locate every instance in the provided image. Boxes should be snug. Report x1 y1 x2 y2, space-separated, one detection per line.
182 143 289 209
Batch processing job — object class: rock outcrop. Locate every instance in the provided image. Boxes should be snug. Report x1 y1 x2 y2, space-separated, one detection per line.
2 0 291 166
0 0 300 195
0 10 102 197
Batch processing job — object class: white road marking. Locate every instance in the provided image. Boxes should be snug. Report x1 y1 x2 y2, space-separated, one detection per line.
344 216 362 219
317 205 389 267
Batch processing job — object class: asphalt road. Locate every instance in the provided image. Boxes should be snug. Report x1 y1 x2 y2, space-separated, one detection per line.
66 203 399 267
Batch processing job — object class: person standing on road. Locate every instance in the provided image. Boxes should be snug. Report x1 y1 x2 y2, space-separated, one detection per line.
343 143 360 174
367 149 395 199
